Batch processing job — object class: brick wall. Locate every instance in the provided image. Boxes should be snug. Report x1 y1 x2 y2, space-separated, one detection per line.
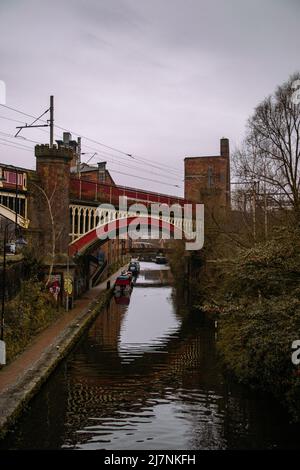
184 138 230 211
34 144 74 260
80 169 115 186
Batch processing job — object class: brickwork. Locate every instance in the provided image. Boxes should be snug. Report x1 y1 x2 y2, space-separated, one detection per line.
34 144 74 261
184 138 230 211
80 169 115 186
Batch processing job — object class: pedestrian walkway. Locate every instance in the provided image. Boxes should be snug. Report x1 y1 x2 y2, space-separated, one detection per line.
0 264 127 435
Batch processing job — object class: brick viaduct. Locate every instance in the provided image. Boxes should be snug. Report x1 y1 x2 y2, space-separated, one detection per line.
0 137 230 305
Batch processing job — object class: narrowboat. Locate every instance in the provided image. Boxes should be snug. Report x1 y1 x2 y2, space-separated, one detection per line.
114 273 133 294
128 261 140 274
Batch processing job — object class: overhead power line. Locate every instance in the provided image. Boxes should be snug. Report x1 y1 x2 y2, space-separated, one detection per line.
0 105 133 158
0 125 183 184
0 136 33 149
0 115 26 125
0 103 40 121
94 155 182 182
0 130 43 145
0 100 183 178
79 143 182 177
0 114 61 140
80 148 182 184
55 123 182 175
0 140 32 152
108 168 182 188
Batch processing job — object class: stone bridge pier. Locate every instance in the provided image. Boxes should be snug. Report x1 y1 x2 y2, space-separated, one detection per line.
32 144 75 305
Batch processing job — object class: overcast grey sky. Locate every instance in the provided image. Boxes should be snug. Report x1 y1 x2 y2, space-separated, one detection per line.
0 0 299 195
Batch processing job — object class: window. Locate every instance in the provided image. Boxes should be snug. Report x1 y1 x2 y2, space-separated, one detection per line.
207 167 214 188
98 171 105 183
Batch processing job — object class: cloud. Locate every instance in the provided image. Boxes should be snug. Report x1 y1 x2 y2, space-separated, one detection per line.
0 0 299 193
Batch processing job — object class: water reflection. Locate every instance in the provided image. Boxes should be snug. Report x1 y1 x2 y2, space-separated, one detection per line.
114 292 131 305
118 287 180 361
136 262 170 285
1 262 300 450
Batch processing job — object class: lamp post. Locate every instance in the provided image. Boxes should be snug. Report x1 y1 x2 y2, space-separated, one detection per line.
0 222 27 365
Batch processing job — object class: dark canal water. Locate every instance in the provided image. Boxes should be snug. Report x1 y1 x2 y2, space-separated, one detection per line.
1 262 300 450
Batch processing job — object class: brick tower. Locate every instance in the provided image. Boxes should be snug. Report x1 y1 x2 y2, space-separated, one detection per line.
34 144 73 264
184 138 231 211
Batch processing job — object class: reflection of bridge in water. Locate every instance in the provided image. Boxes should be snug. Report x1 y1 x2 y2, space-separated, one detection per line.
2 270 292 450
135 268 172 286
61 291 210 446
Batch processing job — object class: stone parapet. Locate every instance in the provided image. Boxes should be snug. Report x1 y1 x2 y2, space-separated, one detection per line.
35 144 73 162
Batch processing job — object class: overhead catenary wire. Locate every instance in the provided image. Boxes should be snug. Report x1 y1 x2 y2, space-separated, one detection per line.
1 131 183 183
61 128 183 176
0 136 33 150
14 106 50 138
0 130 44 145
79 140 182 175
0 135 30 146
79 152 183 187
87 152 183 182
107 168 182 188
0 105 135 158
0 103 41 121
0 115 27 125
0 102 182 173
79 150 182 187
79 142 182 178
0 114 61 140
0 140 33 152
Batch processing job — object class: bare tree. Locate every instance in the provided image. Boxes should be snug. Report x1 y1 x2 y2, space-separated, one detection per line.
30 181 63 286
235 72 300 217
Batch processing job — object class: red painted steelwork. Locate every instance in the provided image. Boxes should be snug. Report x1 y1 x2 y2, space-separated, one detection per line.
69 216 184 256
70 177 190 207
1 169 27 190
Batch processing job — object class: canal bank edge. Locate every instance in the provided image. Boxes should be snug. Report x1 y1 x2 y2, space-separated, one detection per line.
0 269 125 440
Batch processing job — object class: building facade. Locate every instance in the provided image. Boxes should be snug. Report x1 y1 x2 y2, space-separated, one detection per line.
184 138 231 211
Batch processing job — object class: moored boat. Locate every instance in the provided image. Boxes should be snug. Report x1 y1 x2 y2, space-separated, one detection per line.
128 260 140 274
114 273 133 294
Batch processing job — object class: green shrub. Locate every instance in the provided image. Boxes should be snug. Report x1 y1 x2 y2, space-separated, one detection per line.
215 228 300 420
4 279 61 363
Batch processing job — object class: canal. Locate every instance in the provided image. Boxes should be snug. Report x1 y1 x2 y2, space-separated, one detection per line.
1 261 300 450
